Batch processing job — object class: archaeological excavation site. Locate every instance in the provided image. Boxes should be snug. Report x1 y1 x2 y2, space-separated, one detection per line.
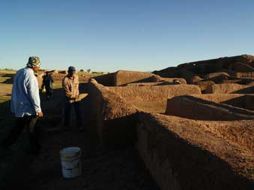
87 54 254 190
1 55 254 190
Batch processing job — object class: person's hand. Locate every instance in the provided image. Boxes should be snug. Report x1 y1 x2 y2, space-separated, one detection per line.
36 112 44 118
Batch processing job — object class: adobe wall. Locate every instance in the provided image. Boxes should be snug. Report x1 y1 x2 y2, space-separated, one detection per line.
192 94 254 111
93 70 187 86
87 79 138 147
205 83 254 94
126 82 164 86
93 72 116 86
93 70 154 86
109 85 201 113
87 79 254 189
195 80 215 93
136 112 254 190
191 94 244 103
234 72 254 78
165 96 254 120
114 70 154 86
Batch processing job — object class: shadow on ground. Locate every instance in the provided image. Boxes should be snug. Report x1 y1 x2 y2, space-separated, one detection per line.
0 83 159 190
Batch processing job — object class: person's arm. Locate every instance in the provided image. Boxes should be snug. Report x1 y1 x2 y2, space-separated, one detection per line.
26 73 42 116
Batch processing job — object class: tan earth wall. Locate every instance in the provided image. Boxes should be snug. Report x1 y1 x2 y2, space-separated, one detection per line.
206 83 254 94
136 112 254 190
192 94 254 111
114 70 154 86
93 72 116 86
87 79 138 147
86 79 254 189
235 72 254 78
109 85 201 113
165 95 254 120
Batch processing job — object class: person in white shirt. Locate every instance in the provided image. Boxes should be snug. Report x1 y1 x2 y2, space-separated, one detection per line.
2 56 43 154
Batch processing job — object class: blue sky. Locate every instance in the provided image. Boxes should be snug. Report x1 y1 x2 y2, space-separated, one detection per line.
0 0 254 72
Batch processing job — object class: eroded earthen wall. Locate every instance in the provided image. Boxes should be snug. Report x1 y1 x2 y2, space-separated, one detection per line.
136 112 254 190
114 70 154 86
165 96 254 120
109 85 201 113
87 79 138 147
192 94 254 111
206 83 254 94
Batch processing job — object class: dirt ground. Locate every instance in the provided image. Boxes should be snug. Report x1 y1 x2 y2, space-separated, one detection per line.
21 129 159 190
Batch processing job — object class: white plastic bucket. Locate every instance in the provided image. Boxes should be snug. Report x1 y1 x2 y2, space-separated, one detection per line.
60 147 82 178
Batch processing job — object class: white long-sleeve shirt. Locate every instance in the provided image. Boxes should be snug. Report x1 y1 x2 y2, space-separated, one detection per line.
11 67 42 117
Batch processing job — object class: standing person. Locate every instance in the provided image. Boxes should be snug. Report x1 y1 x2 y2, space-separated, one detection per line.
2 56 43 154
62 66 83 130
42 71 54 100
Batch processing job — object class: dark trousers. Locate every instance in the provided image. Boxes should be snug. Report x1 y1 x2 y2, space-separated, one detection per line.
64 101 82 127
2 116 40 152
45 87 53 100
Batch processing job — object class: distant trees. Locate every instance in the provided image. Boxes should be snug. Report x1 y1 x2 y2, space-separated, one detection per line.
79 69 91 73
2 68 15 71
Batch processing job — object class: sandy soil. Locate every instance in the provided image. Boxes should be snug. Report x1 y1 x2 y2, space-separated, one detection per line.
21 129 159 190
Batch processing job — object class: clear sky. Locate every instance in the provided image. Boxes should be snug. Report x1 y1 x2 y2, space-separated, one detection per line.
0 0 254 72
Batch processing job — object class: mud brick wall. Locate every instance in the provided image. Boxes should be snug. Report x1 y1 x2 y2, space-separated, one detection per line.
87 79 138 147
126 82 165 86
192 94 254 111
206 83 254 94
136 112 254 190
165 95 254 120
235 72 254 78
114 70 154 86
86 80 104 145
93 72 116 86
109 85 201 113
93 70 154 86
93 70 187 86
